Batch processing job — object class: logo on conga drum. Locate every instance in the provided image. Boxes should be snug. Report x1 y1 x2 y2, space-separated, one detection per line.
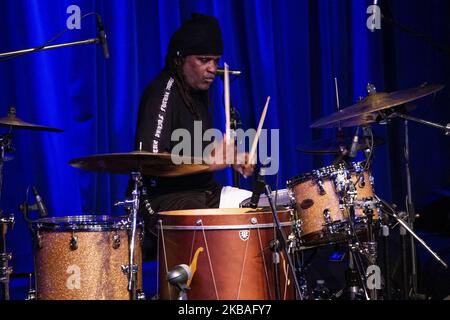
239 230 250 241
66 265 81 290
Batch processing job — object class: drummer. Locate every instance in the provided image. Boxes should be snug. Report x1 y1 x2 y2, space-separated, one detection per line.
133 14 254 218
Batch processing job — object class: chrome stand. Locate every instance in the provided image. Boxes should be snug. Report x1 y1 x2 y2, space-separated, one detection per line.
115 172 142 300
0 132 14 300
264 184 303 300
0 214 14 301
385 112 450 297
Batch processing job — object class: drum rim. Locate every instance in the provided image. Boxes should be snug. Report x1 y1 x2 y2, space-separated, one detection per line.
157 207 290 216
32 215 139 231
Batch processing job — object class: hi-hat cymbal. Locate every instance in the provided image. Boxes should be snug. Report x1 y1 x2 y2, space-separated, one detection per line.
297 135 385 154
0 107 63 132
69 151 211 177
311 84 444 128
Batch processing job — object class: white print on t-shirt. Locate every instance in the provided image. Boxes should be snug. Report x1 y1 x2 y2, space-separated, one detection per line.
153 78 174 152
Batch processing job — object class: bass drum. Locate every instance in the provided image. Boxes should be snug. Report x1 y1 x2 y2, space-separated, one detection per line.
157 208 295 300
32 215 143 300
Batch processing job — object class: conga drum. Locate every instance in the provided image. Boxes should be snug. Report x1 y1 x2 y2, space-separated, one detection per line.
157 208 295 300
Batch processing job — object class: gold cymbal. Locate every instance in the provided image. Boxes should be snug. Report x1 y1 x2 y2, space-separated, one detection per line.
311 84 444 128
69 151 210 177
0 107 63 132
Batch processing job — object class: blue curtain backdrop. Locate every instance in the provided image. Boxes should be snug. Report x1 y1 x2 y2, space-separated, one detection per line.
0 0 449 289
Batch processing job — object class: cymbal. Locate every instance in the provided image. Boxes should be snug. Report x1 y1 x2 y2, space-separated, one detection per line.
297 135 385 154
69 151 211 177
0 107 63 132
311 84 444 128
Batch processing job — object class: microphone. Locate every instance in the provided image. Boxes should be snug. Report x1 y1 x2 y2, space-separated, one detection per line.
249 167 266 209
348 127 360 158
32 186 48 217
96 15 110 59
167 264 191 299
216 68 241 76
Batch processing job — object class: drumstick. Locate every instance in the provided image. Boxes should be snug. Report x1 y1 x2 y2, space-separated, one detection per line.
224 63 231 143
249 96 270 164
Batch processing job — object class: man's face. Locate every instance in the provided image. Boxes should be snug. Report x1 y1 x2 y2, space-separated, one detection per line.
182 55 221 91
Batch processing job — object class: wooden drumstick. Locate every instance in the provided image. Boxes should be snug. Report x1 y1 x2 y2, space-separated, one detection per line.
249 96 270 164
224 63 231 143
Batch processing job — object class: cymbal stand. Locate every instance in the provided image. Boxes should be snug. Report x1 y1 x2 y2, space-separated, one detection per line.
387 112 449 297
263 183 303 300
344 181 370 300
115 171 142 300
0 131 14 300
375 196 448 270
0 131 13 202
0 214 14 300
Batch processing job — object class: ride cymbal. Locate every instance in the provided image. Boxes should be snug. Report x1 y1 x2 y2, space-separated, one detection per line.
311 84 444 128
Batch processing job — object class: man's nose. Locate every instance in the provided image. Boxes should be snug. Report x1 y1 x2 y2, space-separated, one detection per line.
207 61 218 74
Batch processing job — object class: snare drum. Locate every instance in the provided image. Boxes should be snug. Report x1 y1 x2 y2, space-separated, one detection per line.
32 215 143 300
287 162 379 246
157 208 295 300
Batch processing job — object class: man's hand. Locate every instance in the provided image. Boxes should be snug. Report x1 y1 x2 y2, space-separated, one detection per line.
232 152 255 178
205 136 255 177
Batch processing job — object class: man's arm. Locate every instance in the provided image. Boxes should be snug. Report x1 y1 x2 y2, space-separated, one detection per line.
134 78 175 153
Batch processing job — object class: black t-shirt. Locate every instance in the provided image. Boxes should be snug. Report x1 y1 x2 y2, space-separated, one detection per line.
134 70 221 196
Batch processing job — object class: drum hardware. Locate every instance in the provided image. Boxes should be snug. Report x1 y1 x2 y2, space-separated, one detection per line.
113 233 121 249
0 107 62 300
314 173 326 195
69 234 78 251
375 195 448 270
269 239 283 300
114 171 142 300
33 231 42 250
25 274 36 301
1 214 14 300
381 107 450 297
380 224 392 300
263 183 304 300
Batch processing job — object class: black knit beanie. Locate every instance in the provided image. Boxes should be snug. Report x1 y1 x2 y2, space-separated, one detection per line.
165 13 223 65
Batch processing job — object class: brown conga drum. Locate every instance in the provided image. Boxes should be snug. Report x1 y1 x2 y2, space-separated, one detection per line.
157 208 295 300
32 215 143 300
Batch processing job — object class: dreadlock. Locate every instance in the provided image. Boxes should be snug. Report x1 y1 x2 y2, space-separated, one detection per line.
165 54 203 119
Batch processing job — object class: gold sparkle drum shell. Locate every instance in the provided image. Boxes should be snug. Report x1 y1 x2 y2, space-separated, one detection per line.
157 208 295 300
287 162 379 246
32 215 143 300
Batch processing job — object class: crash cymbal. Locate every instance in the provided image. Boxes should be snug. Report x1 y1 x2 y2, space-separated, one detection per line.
69 151 210 177
297 135 385 154
0 107 63 132
311 84 444 128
